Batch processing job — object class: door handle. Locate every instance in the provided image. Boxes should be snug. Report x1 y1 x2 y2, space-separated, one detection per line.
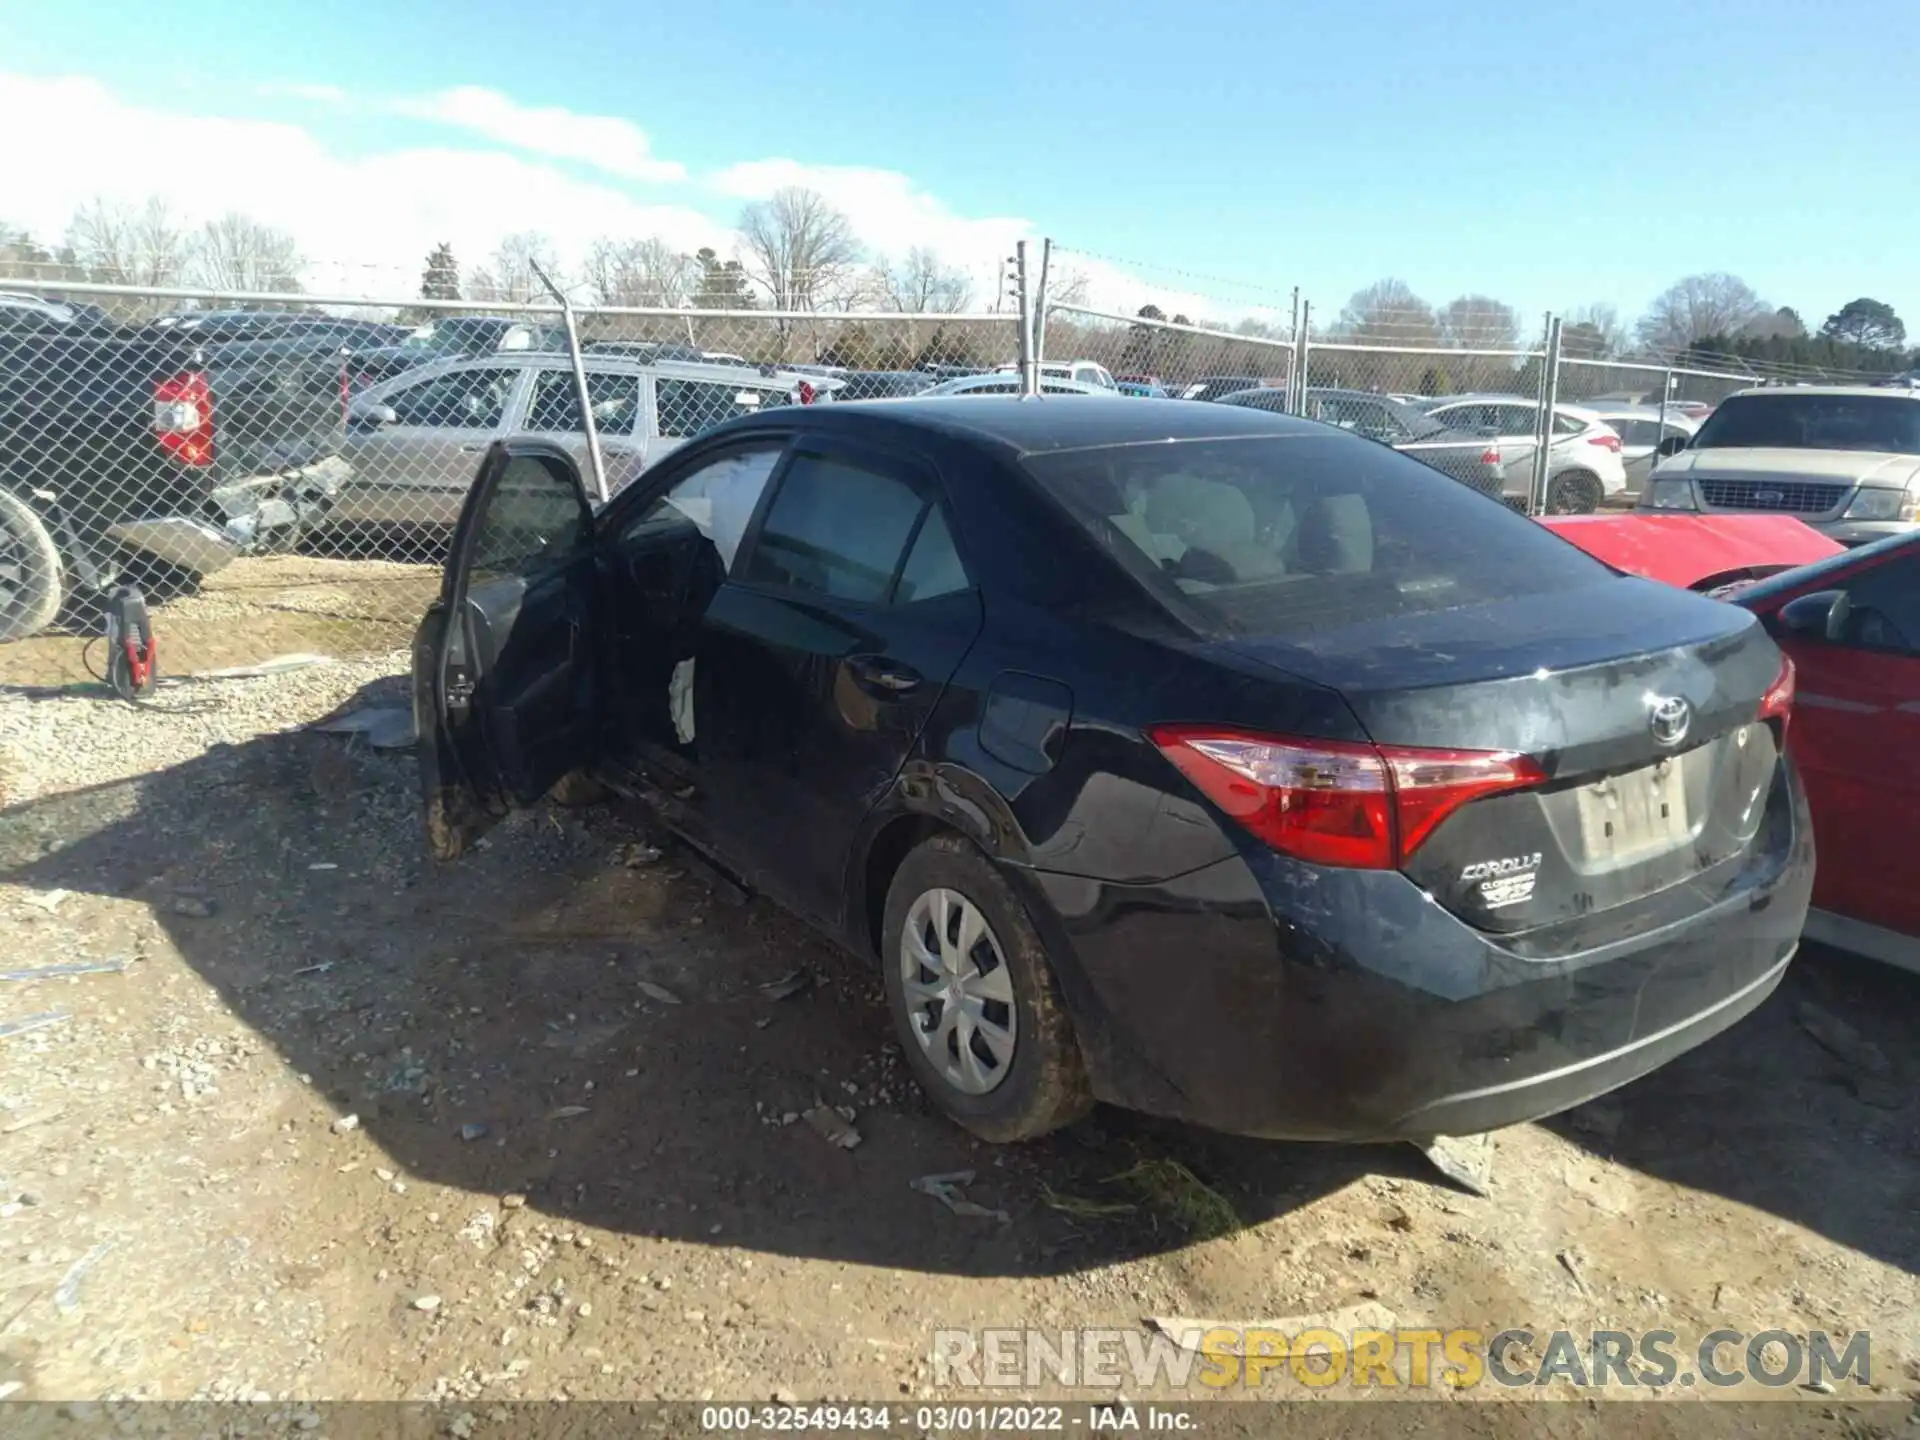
847 655 921 694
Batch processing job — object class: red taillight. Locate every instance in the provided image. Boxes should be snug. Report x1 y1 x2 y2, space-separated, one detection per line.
1479 446 1502 466
1759 653 1795 746
1588 432 1623 452
154 372 214 467
1146 725 1547 870
798 380 817 405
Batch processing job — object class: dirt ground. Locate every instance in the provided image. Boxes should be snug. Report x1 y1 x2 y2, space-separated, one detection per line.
0 580 1917 1427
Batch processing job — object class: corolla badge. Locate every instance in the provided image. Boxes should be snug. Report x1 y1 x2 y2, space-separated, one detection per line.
1647 694 1692 748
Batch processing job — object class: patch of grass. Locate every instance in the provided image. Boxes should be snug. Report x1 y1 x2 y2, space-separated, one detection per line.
1038 1182 1137 1220
1106 1157 1240 1242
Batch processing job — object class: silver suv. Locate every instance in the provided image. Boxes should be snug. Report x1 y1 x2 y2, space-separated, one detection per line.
335 356 832 526
1641 386 1920 545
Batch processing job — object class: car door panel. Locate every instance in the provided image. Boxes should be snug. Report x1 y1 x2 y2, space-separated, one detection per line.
346 366 529 525
1770 553 1920 938
414 438 599 859
690 442 985 924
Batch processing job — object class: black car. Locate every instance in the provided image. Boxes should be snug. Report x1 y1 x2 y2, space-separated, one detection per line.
1181 375 1272 403
414 398 1812 1144
835 370 938 401
348 315 566 390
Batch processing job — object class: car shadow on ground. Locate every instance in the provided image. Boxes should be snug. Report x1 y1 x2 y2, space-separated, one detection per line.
0 681 1914 1282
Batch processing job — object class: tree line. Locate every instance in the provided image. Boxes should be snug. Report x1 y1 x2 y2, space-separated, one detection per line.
1 198 304 295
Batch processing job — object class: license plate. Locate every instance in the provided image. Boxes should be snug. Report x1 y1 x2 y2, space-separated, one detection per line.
1575 760 1689 868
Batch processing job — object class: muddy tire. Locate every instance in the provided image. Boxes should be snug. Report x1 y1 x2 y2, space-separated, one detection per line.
882 833 1092 1143
0 488 64 642
1546 469 1603 515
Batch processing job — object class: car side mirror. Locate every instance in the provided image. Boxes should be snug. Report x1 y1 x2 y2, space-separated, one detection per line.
1656 434 1689 458
1776 589 1846 641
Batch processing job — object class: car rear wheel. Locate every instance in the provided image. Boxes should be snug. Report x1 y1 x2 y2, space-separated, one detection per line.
882 834 1091 1142
0 488 65 642
1546 470 1603 515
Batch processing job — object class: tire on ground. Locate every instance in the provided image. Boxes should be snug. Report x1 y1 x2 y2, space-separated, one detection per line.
881 833 1092 1143
0 488 65 642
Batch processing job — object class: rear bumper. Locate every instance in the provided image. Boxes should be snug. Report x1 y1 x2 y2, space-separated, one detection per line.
1024 757 1813 1142
106 456 346 574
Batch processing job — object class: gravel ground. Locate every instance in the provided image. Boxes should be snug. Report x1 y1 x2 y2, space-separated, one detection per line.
0 650 1917 1422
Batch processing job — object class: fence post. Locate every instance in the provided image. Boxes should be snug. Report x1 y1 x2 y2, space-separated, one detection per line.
1292 301 1312 415
1031 238 1052 372
531 260 608 506
1014 241 1038 397
1529 314 1564 515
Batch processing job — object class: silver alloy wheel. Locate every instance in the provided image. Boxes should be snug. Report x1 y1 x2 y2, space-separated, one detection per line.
900 887 1018 1095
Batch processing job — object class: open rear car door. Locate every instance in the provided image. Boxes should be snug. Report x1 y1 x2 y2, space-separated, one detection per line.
413 438 600 859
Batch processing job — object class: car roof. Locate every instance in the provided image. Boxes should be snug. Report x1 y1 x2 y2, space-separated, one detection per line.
1431 393 1602 417
727 394 1329 457
1585 405 1700 424
371 355 819 386
1722 385 1920 400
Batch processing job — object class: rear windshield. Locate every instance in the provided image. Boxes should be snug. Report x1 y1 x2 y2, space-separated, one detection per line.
1691 393 1920 455
1022 434 1612 637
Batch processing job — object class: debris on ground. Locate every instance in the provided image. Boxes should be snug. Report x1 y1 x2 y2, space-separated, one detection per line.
758 970 812 1002
310 703 416 750
1108 1158 1239 1240
616 842 664 868
458 1122 489 1142
0 1012 70 1040
637 982 683 1006
912 1170 1009 1222
1038 1183 1136 1220
330 1113 360 1135
1795 1001 1893 1078
1557 1248 1591 1298
53 1242 114 1314
1411 1133 1494 1197
547 1106 590 1121
1149 1302 1399 1354
20 889 70 914
411 1295 443 1313
0 958 129 982
803 1105 861 1150
168 895 218 918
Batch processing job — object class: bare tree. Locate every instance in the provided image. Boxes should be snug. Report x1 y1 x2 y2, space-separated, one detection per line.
583 236 700 308
188 213 302 293
1635 273 1768 352
736 188 861 312
870 247 972 313
1562 302 1626 358
1436 294 1520 350
468 232 561 304
1335 279 1439 346
65 197 189 286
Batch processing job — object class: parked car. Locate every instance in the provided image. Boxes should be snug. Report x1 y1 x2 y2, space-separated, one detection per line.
346 316 568 390
149 310 408 349
1424 395 1628 512
992 360 1118 391
1584 406 1701 495
1640 387 1920 546
335 356 835 527
833 371 938 401
0 299 347 640
915 374 1117 398
1117 381 1171 398
1219 386 1505 497
1539 513 1843 593
585 340 706 364
1179 375 1274 403
413 397 1810 1144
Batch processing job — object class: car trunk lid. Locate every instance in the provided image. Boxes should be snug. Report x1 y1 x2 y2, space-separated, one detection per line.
1221 577 1788 931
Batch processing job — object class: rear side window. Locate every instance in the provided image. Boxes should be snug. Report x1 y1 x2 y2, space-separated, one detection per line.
1023 434 1613 638
657 378 784 438
741 450 934 602
526 369 641 434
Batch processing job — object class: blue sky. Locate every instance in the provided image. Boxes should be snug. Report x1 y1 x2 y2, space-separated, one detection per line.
5 0 1918 330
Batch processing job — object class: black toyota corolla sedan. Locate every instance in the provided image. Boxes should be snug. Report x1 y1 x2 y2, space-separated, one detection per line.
413 397 1813 1144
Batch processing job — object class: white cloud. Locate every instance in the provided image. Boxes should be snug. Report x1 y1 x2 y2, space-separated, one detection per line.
391 86 685 184
0 73 728 299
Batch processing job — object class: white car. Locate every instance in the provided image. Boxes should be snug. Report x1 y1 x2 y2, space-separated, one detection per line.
1424 395 1628 512
991 360 1118 391
917 374 1120 398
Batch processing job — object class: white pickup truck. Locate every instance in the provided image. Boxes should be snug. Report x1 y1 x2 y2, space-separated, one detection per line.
1641 386 1920 546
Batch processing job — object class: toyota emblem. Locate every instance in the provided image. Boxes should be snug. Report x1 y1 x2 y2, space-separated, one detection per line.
1648 694 1692 748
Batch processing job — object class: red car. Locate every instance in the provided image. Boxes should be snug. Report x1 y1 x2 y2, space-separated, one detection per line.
1546 514 1918 972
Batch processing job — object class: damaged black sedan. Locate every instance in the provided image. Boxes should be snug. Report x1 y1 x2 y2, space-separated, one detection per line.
413 397 1813 1143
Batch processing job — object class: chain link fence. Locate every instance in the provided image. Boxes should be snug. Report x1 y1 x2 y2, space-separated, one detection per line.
0 277 1017 670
